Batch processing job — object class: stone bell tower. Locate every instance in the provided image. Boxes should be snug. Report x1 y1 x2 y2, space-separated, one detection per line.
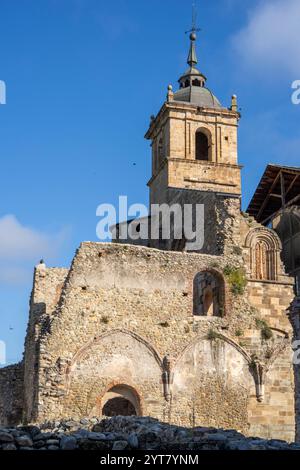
146 31 241 205
145 29 242 254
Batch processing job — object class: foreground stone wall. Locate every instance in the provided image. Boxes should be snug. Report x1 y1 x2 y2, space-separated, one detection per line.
0 416 300 451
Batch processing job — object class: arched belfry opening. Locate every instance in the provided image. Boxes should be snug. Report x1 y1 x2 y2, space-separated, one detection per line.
195 129 211 161
101 385 141 417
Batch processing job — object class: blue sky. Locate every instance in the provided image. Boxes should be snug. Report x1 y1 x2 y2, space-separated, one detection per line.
0 0 299 365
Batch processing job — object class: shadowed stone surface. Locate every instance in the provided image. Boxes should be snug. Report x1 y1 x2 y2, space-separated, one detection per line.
0 417 300 451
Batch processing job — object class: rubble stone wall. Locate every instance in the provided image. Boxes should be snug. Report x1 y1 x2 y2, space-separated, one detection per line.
19 240 295 441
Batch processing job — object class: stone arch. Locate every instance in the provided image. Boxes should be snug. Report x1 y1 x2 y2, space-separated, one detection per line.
245 227 282 281
101 384 142 417
193 269 226 317
63 329 164 419
67 329 163 378
195 127 212 161
171 334 254 430
175 332 252 366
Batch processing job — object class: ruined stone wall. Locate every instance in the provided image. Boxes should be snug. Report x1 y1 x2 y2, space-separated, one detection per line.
1 416 300 451
23 240 295 441
23 266 68 423
171 338 253 433
155 188 242 256
0 362 24 426
114 189 242 257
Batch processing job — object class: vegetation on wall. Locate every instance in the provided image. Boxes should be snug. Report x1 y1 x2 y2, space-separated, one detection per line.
235 329 243 337
101 315 110 324
206 329 221 341
223 265 247 295
255 318 274 341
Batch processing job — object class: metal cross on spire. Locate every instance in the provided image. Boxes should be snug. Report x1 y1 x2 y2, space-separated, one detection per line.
185 2 201 36
185 2 201 67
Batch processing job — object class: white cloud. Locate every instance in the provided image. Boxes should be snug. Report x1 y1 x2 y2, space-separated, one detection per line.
0 215 67 285
233 0 300 77
0 214 63 260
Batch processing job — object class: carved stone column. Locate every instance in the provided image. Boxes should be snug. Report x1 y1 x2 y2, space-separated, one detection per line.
250 357 265 403
162 355 174 402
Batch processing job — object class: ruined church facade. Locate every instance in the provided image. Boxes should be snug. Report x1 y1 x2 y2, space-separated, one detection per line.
0 31 298 442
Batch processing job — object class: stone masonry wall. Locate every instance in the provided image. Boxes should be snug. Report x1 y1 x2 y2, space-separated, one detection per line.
115 189 242 258
21 238 295 441
23 266 68 422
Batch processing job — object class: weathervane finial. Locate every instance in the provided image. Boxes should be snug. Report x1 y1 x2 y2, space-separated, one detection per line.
185 1 201 39
186 2 201 67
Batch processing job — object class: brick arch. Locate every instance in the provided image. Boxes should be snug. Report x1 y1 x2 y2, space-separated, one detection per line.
98 383 143 417
62 329 164 418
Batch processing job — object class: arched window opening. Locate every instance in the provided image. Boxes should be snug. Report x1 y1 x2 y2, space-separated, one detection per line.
185 79 190 88
192 79 201 87
253 240 276 281
101 385 141 417
193 271 224 316
196 130 210 161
